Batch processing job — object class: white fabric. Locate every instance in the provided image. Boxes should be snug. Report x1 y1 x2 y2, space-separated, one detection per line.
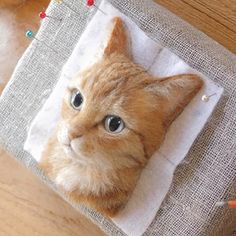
24 1 224 236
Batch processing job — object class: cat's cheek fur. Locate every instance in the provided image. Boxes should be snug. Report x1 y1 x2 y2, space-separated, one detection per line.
70 132 146 168
101 135 147 167
57 121 70 145
70 137 95 157
61 99 76 120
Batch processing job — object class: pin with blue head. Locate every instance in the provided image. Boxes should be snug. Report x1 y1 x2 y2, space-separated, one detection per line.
25 30 57 53
26 30 34 39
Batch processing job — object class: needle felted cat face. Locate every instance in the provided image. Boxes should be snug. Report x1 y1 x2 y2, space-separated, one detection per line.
40 17 203 217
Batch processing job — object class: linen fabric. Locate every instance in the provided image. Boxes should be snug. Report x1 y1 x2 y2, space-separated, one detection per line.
0 0 235 235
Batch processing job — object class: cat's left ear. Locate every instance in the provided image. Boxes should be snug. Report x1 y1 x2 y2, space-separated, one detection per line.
103 17 129 57
146 74 203 127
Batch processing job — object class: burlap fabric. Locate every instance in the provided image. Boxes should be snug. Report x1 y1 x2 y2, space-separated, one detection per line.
0 0 235 235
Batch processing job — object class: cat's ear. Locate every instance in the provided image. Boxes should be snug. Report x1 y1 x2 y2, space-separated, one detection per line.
103 17 129 57
147 74 203 127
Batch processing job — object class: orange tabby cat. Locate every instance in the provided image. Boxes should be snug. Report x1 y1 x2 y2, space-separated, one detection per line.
40 17 203 217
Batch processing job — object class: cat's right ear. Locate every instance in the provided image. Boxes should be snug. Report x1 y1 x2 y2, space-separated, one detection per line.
103 17 129 57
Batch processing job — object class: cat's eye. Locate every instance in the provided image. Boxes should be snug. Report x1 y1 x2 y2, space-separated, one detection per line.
71 90 83 110
104 115 125 134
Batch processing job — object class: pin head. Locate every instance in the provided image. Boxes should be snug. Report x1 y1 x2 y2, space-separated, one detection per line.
26 30 34 39
87 0 94 6
55 0 62 3
201 95 209 102
39 11 47 19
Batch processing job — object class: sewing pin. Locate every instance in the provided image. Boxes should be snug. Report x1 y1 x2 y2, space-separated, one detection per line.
55 0 80 15
87 0 107 15
25 30 57 53
201 93 216 102
39 11 62 22
215 200 236 208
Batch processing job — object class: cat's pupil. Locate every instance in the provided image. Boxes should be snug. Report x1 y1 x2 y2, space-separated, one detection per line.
71 91 83 109
109 117 121 132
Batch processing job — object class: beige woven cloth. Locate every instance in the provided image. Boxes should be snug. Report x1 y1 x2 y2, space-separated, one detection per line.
0 0 235 235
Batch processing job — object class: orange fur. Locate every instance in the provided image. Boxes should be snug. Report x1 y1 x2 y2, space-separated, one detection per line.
40 17 203 217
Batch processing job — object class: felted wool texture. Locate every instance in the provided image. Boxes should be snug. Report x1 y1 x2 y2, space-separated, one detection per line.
23 1 224 235
0 0 235 235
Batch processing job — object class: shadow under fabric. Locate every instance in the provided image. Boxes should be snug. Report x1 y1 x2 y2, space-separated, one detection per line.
0 0 236 235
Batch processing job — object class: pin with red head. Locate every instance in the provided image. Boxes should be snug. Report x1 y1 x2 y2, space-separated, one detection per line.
39 11 62 22
87 0 94 6
216 200 236 209
86 0 107 15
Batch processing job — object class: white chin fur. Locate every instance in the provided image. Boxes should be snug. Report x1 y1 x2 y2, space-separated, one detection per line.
70 139 83 154
55 164 114 194
62 145 77 159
